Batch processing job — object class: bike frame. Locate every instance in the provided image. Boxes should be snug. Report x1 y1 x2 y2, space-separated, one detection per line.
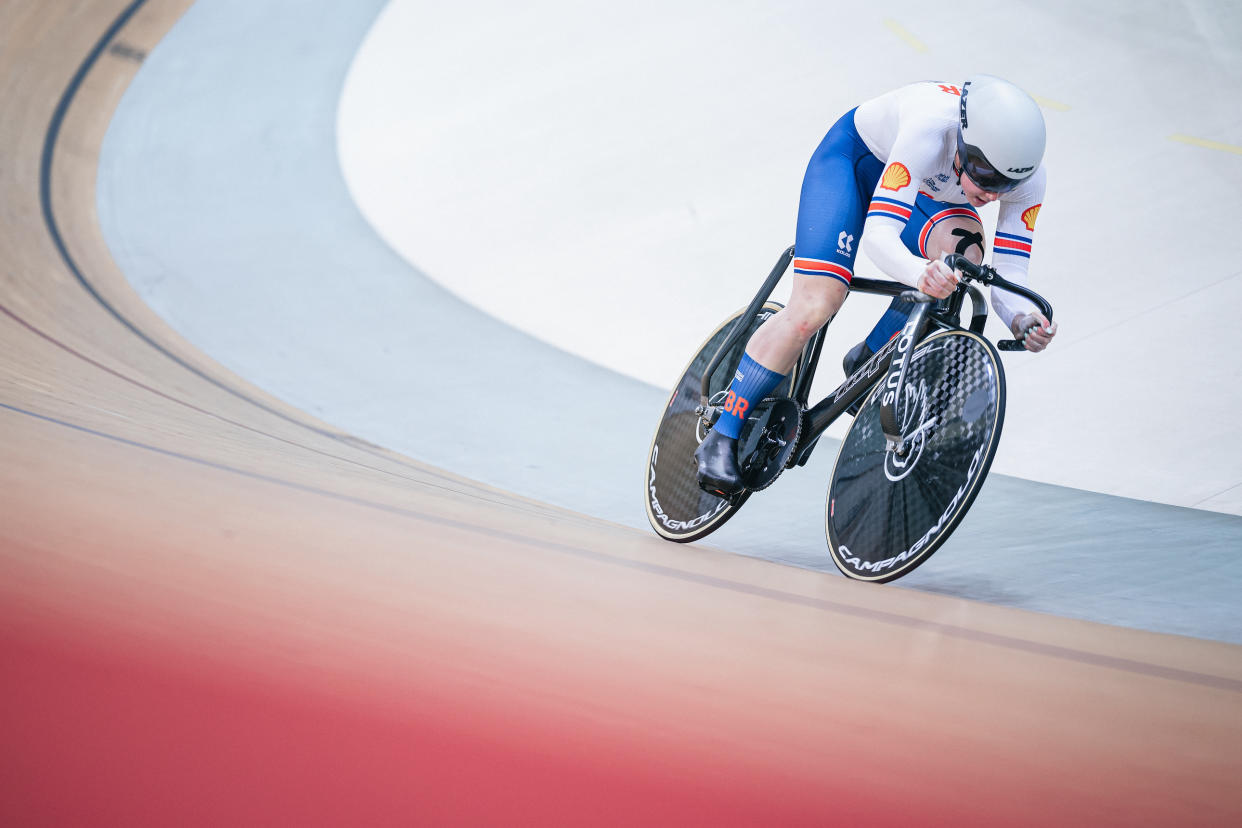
700 246 1052 469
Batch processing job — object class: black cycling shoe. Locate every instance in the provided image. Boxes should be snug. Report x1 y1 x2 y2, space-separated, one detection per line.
842 340 873 376
694 429 745 496
842 340 874 417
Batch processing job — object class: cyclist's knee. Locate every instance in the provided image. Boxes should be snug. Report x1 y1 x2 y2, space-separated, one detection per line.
923 214 985 265
788 278 846 334
788 296 840 337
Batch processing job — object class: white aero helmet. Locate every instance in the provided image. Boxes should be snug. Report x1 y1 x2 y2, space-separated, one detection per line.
956 74 1046 192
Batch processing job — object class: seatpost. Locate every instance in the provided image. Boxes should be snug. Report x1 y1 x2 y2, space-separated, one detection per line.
700 246 794 400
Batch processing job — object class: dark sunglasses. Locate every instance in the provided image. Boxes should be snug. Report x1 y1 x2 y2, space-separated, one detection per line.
957 142 1023 193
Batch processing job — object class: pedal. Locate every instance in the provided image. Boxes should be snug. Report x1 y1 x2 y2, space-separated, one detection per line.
695 403 722 429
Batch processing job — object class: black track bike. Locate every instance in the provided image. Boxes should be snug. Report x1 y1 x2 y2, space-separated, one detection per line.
644 247 1053 582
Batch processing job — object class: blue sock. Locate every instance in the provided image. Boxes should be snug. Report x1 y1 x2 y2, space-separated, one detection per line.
712 353 785 439
864 300 914 353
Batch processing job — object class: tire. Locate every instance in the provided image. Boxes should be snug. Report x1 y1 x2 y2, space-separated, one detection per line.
825 329 1005 581
644 302 794 542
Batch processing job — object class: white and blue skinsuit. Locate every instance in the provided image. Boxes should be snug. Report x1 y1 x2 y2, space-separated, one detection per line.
794 80 1045 350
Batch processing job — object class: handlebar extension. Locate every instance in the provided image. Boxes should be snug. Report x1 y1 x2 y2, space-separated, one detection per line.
943 254 1054 351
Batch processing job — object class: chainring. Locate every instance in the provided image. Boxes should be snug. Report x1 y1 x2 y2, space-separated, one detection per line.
737 397 802 492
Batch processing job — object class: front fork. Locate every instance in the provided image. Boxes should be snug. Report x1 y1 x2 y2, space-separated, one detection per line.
877 292 935 454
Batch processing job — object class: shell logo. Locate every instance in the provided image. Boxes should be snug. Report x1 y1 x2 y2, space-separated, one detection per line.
880 163 912 191
1021 204 1041 231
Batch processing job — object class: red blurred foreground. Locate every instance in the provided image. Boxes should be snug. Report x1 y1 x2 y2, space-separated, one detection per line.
1 614 878 827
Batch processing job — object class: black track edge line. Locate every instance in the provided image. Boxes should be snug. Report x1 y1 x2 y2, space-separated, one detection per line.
39 0 410 456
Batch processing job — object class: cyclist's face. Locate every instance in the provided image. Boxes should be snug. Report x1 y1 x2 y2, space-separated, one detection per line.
960 171 1002 207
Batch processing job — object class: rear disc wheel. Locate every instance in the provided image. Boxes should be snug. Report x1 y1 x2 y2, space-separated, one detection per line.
644 302 795 542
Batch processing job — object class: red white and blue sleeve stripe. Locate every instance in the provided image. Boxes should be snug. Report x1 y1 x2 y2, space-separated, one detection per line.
866 196 913 224
792 257 852 286
993 231 1033 259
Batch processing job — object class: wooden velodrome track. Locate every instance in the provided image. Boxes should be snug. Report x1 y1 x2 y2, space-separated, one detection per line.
2 2 1240 824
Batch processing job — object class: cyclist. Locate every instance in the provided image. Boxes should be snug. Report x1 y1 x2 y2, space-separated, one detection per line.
696 75 1057 496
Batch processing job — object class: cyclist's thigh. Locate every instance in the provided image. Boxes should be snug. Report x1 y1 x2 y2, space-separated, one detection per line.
794 109 883 289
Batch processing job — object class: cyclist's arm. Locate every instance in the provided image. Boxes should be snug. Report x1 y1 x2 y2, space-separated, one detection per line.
988 168 1047 331
859 134 957 296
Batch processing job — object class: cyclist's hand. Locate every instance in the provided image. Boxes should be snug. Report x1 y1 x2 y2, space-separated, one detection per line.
917 259 959 299
1012 312 1057 352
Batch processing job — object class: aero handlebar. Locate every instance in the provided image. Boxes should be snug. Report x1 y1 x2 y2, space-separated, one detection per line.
943 254 1054 352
